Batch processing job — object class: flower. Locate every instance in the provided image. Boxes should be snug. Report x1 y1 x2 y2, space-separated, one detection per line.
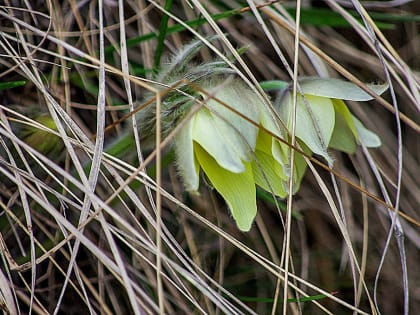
139 39 387 231
276 77 388 165
137 39 289 231
256 77 388 197
171 77 387 231
174 79 266 231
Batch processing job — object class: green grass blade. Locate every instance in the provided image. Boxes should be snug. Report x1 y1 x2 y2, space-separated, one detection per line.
0 80 26 90
104 8 247 55
154 0 174 70
260 80 289 91
286 7 416 29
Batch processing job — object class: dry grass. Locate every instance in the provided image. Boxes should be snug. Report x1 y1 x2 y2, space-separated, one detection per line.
0 0 419 314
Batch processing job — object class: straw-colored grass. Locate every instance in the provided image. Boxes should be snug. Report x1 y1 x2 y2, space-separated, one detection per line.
0 1 419 314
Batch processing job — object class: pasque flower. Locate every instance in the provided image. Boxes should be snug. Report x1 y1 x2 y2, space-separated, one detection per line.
173 79 288 231
273 77 388 192
140 39 387 231
276 77 387 162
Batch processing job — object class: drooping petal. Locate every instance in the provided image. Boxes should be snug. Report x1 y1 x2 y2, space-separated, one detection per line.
194 143 257 232
252 149 287 198
255 126 289 174
329 113 357 154
299 77 388 101
352 115 381 147
279 93 335 164
271 139 291 174
329 99 357 153
253 128 309 197
258 109 289 169
253 129 290 195
333 99 358 138
259 102 285 139
174 116 200 191
287 140 311 194
203 80 260 161
255 128 275 155
193 107 245 173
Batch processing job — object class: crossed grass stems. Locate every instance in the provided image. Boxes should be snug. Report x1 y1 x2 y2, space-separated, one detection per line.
0 2 418 313
3 75 416 314
96 77 417 228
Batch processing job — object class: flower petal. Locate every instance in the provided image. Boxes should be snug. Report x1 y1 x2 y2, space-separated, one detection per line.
252 149 287 198
257 109 291 170
271 139 290 172
329 114 357 154
333 99 358 138
352 115 381 147
193 108 245 173
195 143 257 232
204 80 260 161
255 128 290 177
329 99 357 153
288 140 311 194
299 77 388 101
174 117 200 191
255 128 274 155
259 103 285 139
279 93 335 164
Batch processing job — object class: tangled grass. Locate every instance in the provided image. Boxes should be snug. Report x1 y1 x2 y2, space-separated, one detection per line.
0 1 419 314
